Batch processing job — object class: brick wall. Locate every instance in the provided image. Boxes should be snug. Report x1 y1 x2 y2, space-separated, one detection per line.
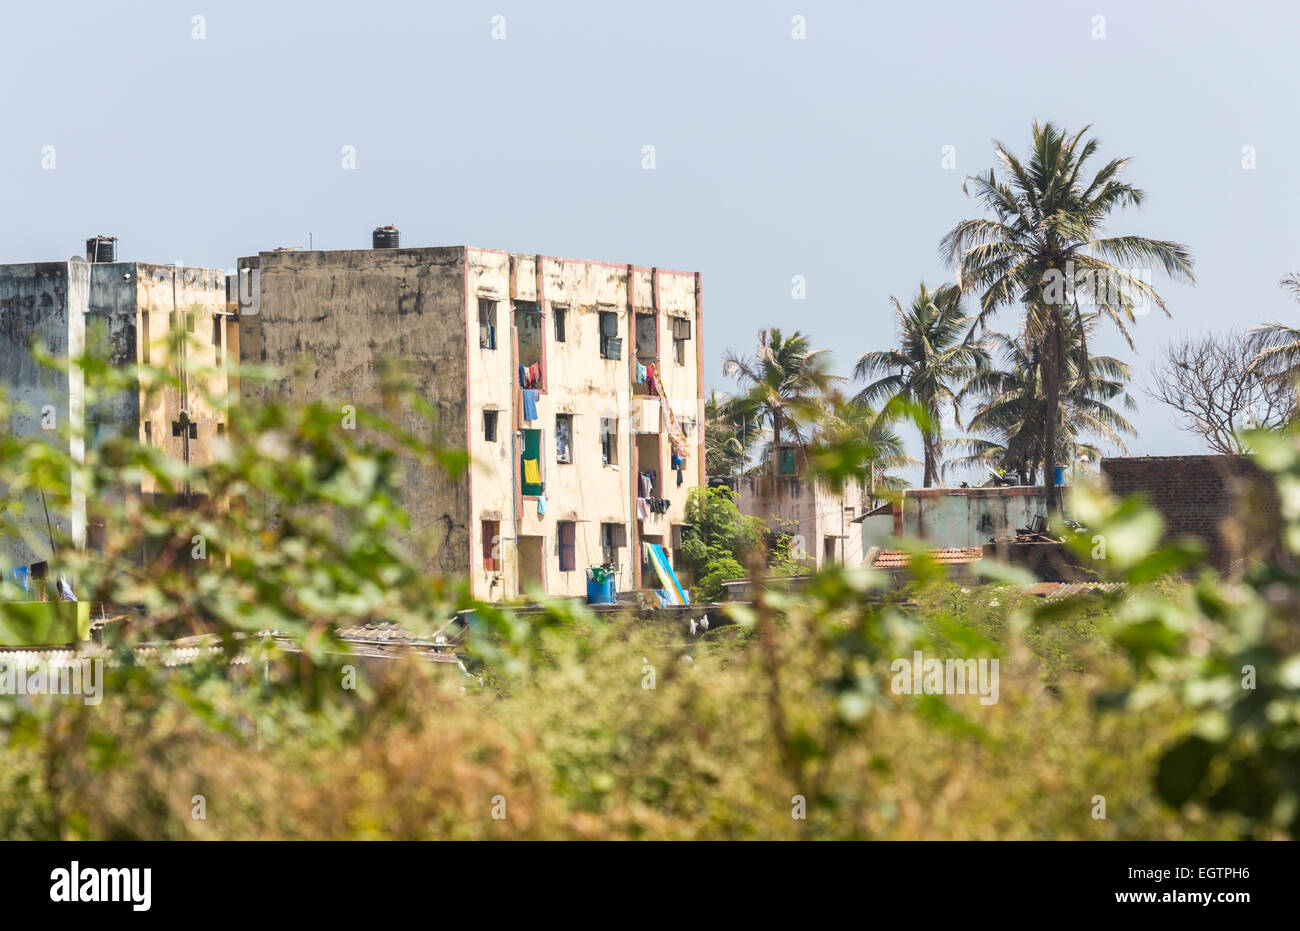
1100 455 1279 570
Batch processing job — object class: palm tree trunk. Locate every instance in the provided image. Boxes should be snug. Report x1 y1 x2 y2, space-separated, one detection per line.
922 438 934 488
1041 318 1064 514
771 408 783 474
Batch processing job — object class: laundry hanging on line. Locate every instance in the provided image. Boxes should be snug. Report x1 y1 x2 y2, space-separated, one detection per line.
523 457 542 485
644 362 689 460
518 362 541 389
522 389 539 422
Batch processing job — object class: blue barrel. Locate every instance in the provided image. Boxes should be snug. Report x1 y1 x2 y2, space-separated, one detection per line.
586 569 616 604
1052 465 1066 486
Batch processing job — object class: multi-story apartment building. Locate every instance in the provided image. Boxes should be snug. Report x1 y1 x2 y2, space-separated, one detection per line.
0 240 236 568
237 239 704 600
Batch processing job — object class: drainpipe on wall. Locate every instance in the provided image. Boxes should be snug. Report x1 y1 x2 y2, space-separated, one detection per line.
628 264 639 594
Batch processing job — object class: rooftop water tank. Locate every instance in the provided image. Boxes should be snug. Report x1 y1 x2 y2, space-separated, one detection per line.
372 225 400 249
85 235 117 263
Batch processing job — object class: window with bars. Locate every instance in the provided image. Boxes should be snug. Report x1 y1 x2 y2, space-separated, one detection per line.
599 311 621 360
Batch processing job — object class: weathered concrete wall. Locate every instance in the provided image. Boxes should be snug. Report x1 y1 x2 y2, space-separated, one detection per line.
466 251 703 600
2 259 233 567
895 486 1050 547
241 247 471 576
0 261 87 567
730 472 869 568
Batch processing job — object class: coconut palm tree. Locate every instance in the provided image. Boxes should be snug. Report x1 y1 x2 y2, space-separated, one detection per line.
955 317 1136 484
852 283 988 487
941 121 1194 511
811 393 915 506
722 329 842 474
1246 274 1300 387
704 391 755 480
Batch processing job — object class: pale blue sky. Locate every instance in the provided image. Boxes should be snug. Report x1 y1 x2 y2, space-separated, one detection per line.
2 0 1296 469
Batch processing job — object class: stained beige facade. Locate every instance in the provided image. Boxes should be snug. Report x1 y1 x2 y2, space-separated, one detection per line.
728 470 870 569
238 245 704 600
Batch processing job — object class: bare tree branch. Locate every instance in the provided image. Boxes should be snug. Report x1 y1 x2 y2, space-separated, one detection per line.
1147 329 1294 454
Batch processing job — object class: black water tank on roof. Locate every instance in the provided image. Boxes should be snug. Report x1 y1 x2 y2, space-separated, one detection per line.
85 236 116 263
372 225 400 249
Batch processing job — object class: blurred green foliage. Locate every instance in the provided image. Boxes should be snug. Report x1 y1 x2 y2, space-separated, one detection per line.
0 337 1291 839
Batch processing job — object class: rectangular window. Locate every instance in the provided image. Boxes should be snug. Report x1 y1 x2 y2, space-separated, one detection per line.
515 300 542 372
599 311 621 360
482 519 501 572
558 521 576 572
213 315 223 366
483 409 499 442
779 447 797 476
186 311 196 334
672 317 691 365
521 428 544 496
601 522 626 568
478 299 498 350
554 306 567 342
141 312 150 365
600 417 618 466
636 313 657 360
671 524 684 569
556 414 573 464
144 421 152 445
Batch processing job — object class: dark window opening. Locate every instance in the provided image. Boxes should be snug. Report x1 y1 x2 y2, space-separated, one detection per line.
141 312 151 365
478 299 498 350
556 414 573 463
515 300 542 372
600 417 618 466
636 313 658 361
553 306 567 342
482 520 501 572
672 317 691 365
213 316 223 366
599 311 621 360
558 521 576 572
484 409 499 442
601 522 626 568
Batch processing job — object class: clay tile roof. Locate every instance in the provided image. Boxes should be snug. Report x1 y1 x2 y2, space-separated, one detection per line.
871 547 983 569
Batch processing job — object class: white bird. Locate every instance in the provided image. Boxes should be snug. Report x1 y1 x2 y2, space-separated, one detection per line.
700 615 710 632
689 618 698 636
